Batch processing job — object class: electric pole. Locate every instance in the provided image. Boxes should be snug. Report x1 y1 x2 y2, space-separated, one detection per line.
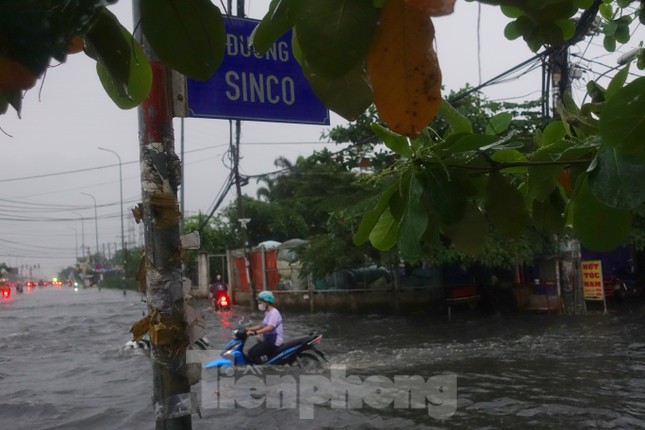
228 0 255 300
133 2 192 429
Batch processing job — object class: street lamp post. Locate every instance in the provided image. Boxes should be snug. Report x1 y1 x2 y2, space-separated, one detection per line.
72 212 86 259
98 147 126 285
68 227 78 260
81 192 99 258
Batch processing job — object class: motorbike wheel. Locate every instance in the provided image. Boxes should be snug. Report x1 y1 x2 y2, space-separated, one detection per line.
291 351 325 374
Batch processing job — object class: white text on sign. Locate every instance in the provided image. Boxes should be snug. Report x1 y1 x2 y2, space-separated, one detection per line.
225 35 296 105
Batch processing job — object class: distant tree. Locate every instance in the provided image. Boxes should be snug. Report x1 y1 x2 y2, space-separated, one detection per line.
221 196 309 246
184 214 236 252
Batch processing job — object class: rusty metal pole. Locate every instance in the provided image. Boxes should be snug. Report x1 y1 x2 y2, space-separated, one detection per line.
132 3 192 429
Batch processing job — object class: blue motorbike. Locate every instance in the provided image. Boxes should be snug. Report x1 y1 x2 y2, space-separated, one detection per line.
204 326 327 372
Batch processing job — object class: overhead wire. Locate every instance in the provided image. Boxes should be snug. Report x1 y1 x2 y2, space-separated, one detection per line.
0 141 329 184
195 170 235 232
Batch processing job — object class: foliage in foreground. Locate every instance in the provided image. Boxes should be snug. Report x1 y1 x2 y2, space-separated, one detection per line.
3 0 645 257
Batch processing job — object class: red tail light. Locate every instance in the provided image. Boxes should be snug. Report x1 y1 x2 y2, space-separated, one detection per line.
1 288 10 299
220 297 228 305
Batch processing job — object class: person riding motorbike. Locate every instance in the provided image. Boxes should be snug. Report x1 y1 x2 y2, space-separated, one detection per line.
246 290 283 364
209 275 229 310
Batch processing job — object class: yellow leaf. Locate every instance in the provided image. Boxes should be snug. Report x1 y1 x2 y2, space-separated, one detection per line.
405 0 455 16
0 57 37 90
367 0 442 137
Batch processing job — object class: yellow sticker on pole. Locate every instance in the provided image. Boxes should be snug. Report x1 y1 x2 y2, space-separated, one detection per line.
582 260 604 301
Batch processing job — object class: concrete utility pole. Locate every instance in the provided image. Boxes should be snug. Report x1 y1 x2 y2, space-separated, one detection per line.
72 212 86 259
98 146 127 285
228 0 255 300
81 191 100 259
550 47 570 117
133 2 191 429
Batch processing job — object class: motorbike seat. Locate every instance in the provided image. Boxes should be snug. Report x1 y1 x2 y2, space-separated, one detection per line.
272 335 316 355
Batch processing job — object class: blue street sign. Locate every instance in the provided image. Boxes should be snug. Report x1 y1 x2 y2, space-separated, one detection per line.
186 17 330 125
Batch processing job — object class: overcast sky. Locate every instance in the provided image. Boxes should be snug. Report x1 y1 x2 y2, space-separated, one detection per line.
1 1 641 278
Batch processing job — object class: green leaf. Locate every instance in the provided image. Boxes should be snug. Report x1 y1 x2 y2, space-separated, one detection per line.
353 182 397 245
295 0 378 78
445 204 487 257
438 99 473 135
485 172 527 237
541 121 567 146
540 22 564 46
588 144 645 209
572 0 594 8
603 35 617 52
504 20 525 40
86 9 152 109
96 62 149 110
599 77 645 153
418 168 467 226
525 27 544 53
388 174 409 223
532 189 565 234
500 6 523 19
527 140 569 201
527 136 595 201
555 18 576 40
491 149 528 174
398 175 428 258
369 207 398 251
140 0 225 80
638 50 645 69
509 15 534 40
605 64 629 101
615 23 631 44
251 0 300 55
604 20 618 37
572 176 632 252
86 9 134 93
441 134 498 155
599 3 613 20
371 123 411 157
302 57 373 121
616 15 633 26
486 112 512 135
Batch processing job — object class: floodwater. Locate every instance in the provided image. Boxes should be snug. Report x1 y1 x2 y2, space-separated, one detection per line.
1 287 644 429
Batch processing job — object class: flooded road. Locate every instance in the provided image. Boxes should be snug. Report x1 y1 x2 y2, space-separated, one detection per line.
1 287 644 429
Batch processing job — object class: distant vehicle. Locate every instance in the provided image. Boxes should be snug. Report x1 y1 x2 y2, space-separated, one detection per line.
1 285 10 299
213 291 231 311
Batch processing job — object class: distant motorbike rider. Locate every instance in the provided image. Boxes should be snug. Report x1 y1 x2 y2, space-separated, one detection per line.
209 275 229 310
247 290 283 364
209 275 227 295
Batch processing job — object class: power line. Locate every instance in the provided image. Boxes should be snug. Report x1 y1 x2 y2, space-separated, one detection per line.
0 141 332 184
0 196 139 214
